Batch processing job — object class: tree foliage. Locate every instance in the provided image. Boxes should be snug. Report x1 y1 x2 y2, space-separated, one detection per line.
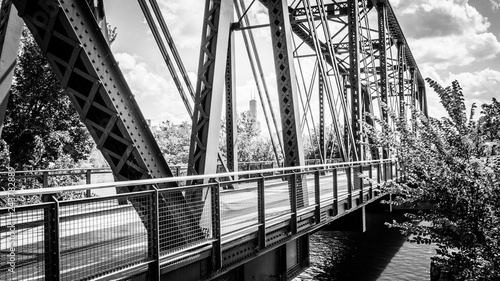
153 121 191 165
364 79 500 280
479 98 500 142
1 28 93 170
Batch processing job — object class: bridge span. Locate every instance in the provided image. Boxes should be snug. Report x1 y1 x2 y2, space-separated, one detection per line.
1 159 398 280
0 0 423 279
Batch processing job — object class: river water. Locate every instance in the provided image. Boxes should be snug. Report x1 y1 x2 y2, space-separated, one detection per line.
294 212 435 281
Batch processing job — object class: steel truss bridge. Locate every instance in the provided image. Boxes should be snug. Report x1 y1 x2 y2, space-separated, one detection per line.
0 0 426 280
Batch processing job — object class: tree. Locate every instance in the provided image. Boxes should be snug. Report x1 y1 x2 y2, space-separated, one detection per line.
1 28 93 170
479 98 500 142
364 79 500 280
153 121 191 165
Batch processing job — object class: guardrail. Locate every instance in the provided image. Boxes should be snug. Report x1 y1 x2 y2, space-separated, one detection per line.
0 159 344 193
0 159 397 281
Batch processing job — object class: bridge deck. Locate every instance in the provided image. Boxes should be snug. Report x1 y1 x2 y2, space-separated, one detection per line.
0 163 396 280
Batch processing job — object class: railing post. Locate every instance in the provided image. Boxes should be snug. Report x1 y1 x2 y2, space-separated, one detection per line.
390 161 394 180
149 187 160 281
377 162 381 183
85 169 92 197
42 171 49 188
368 163 373 199
42 195 60 281
314 170 320 224
346 167 352 209
212 182 222 270
289 173 297 235
354 166 363 204
333 168 339 216
257 175 266 249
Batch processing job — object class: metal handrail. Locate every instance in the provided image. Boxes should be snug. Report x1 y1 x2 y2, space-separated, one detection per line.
0 159 395 197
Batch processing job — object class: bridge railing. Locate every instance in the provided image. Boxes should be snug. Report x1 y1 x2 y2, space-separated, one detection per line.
0 159 397 281
0 159 345 193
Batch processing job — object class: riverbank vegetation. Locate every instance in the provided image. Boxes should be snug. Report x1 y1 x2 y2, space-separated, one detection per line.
364 79 500 280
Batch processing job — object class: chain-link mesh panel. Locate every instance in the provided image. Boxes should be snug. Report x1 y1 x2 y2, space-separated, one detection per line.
0 205 47 280
59 194 150 281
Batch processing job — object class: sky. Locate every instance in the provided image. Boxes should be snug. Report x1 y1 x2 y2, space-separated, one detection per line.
103 0 500 125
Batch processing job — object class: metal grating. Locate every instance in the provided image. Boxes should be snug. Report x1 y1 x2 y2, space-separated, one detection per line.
0 205 47 280
158 187 212 256
58 194 150 280
220 180 258 235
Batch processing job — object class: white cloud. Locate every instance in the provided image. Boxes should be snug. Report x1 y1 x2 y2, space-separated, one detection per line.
423 68 500 118
157 0 204 50
114 52 191 124
491 0 500 10
395 0 500 69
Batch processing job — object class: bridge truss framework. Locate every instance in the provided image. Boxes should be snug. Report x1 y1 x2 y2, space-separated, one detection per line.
0 0 426 280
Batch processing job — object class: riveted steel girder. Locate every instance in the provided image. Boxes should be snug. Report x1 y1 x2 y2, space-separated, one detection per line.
267 0 305 168
267 0 308 207
225 30 237 174
0 0 22 138
11 0 203 249
348 0 362 161
12 0 176 187
397 41 405 119
376 2 389 158
319 72 325 162
188 0 232 181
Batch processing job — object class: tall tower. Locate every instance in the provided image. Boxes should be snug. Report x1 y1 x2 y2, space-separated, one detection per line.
249 98 257 119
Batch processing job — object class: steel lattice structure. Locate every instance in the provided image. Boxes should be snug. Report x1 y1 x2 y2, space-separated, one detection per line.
0 0 426 274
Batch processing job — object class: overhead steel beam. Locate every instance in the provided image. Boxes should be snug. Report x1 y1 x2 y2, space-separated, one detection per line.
291 2 349 21
187 0 232 188
0 0 22 138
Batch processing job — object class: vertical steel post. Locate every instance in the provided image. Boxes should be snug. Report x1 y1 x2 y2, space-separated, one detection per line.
410 67 416 130
397 42 405 120
85 169 92 197
348 0 362 161
376 2 389 159
43 195 60 281
211 182 222 270
368 163 373 199
289 173 298 235
319 72 325 163
0 1 22 138
225 13 238 177
149 188 160 281
333 168 339 215
188 0 233 186
314 169 320 224
257 175 266 249
346 166 353 209
267 0 307 208
42 171 49 188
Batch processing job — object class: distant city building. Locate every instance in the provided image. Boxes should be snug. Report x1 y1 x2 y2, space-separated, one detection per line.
249 97 261 131
249 99 257 119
